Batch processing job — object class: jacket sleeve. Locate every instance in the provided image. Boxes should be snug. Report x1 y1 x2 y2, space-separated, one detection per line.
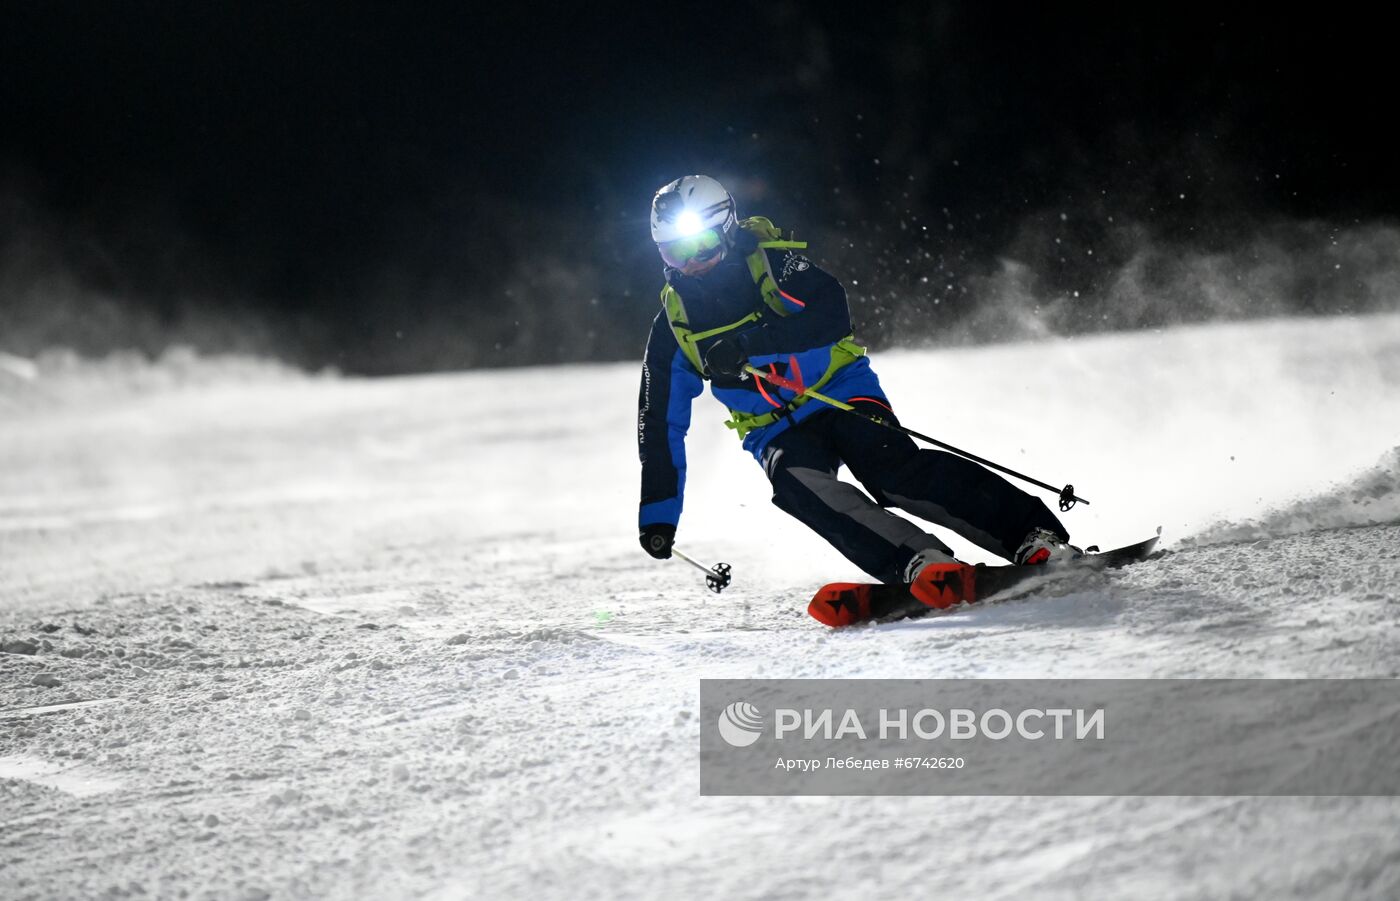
735 250 853 358
638 310 705 528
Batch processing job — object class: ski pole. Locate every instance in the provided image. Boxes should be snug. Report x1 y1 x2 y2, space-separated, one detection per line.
743 364 1090 512
672 547 733 594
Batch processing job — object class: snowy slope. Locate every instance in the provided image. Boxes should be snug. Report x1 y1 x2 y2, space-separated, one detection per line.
2 313 1399 900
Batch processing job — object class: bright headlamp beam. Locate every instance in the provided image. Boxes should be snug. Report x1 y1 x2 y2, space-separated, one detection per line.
676 210 704 236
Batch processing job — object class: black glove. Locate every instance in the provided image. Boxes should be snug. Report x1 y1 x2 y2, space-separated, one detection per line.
703 337 748 379
639 523 676 559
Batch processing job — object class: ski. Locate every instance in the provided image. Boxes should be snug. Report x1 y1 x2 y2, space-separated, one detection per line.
807 530 1162 627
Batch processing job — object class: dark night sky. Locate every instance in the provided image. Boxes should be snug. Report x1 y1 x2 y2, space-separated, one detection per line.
2 3 1397 372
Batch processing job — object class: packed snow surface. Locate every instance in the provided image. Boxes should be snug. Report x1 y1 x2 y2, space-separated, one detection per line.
2 314 1400 899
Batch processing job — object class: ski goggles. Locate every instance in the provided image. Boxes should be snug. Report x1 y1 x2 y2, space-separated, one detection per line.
657 227 725 270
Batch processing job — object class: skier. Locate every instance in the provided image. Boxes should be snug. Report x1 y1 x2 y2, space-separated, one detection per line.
637 175 1079 609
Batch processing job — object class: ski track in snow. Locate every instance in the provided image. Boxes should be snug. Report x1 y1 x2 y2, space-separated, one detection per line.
2 314 1400 899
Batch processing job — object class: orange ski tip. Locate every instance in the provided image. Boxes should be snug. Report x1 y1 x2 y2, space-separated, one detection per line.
806 597 844 627
808 584 872 627
909 563 978 610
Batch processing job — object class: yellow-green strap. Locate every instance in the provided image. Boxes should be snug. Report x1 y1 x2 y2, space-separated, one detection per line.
741 364 856 411
724 339 864 437
787 386 852 412
684 311 761 344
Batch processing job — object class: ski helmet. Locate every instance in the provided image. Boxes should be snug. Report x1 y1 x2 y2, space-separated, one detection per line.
650 175 737 272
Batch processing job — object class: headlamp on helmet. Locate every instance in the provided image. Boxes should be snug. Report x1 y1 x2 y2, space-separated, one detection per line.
650 175 737 272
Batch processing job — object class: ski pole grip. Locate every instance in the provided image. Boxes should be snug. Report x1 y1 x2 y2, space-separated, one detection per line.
744 364 803 393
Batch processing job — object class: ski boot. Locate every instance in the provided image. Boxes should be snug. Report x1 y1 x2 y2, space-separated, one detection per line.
904 548 978 610
1014 528 1084 566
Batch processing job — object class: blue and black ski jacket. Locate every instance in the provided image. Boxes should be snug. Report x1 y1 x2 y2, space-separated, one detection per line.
637 235 887 529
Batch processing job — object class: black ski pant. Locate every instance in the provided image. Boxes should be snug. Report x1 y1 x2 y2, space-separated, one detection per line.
760 400 1067 584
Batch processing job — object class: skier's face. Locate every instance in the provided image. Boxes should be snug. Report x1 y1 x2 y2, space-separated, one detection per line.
657 226 726 277
678 252 723 277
